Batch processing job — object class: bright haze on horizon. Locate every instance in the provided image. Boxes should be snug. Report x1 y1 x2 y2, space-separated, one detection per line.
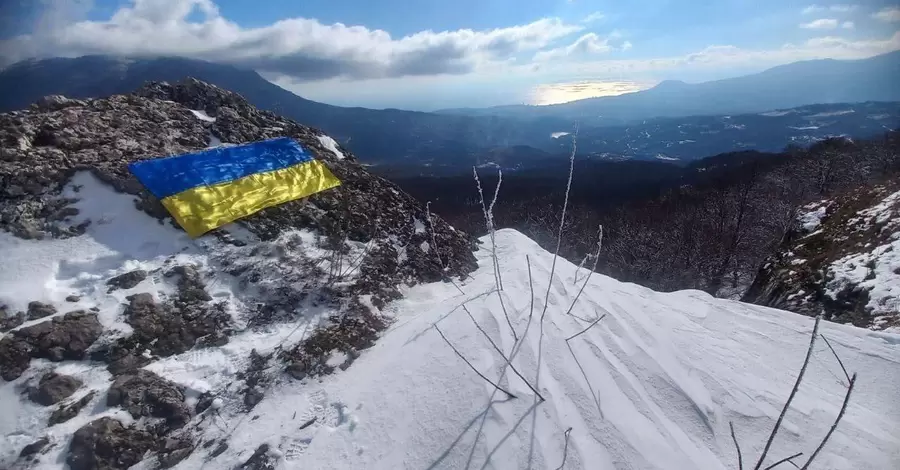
0 0 898 110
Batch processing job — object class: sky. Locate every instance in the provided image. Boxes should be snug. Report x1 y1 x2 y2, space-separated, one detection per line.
0 0 898 110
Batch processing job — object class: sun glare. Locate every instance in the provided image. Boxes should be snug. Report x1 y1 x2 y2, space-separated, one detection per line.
529 80 653 105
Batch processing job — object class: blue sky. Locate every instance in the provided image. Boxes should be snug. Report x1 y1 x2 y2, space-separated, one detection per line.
1 0 898 110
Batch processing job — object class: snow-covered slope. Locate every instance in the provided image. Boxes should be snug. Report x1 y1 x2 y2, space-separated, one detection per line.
2 171 898 470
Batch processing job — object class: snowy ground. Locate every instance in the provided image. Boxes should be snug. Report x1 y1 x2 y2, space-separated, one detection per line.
1 175 899 469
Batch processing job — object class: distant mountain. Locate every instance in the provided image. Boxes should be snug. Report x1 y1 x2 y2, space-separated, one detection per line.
438 51 900 125
1 55 897 172
0 56 569 166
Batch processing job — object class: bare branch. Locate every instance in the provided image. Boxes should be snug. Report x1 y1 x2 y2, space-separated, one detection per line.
527 255 535 331
820 334 851 384
730 421 744 470
763 453 803 470
462 305 544 401
434 324 516 399
564 225 603 318
473 167 516 341
541 124 579 324
753 316 822 470
555 427 573 470
800 373 858 470
565 314 607 342
488 168 505 292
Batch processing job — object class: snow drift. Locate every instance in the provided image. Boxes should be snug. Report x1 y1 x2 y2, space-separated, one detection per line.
1 172 898 469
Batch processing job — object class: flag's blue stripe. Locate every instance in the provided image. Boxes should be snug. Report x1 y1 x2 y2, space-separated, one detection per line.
128 137 314 199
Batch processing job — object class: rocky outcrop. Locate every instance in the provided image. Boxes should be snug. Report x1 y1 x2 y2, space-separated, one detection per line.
0 311 103 380
49 391 97 425
26 301 56 320
98 292 229 375
106 270 148 292
67 417 157 470
0 76 476 337
745 181 900 330
28 372 83 405
107 369 191 428
0 305 25 331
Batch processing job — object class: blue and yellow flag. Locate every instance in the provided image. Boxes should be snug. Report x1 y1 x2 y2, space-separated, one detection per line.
128 137 341 237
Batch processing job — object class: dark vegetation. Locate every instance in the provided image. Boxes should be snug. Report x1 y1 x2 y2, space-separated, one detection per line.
389 131 900 296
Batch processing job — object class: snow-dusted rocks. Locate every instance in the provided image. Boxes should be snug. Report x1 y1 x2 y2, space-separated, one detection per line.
745 182 900 331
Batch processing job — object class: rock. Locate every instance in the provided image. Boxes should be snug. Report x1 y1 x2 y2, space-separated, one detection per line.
209 440 228 458
50 391 97 425
12 311 103 368
32 95 86 112
107 369 191 428
104 292 230 369
238 444 277 470
26 301 57 320
106 270 148 291
166 265 212 302
243 387 264 409
28 372 83 405
0 307 25 332
0 337 32 381
66 295 81 302
158 437 194 468
67 417 157 470
19 436 50 458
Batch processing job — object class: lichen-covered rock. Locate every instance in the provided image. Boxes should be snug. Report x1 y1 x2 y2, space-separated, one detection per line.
67 417 157 470
107 369 191 428
28 371 83 405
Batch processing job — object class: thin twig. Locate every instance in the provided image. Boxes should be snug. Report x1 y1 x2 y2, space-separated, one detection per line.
488 168 504 291
426 201 445 269
763 453 803 470
565 314 607 342
540 124 578 323
564 225 603 318
820 334 851 384
527 255 535 332
730 421 744 470
473 167 516 341
555 427 573 470
800 373 857 470
753 315 822 470
462 305 544 401
434 324 516 399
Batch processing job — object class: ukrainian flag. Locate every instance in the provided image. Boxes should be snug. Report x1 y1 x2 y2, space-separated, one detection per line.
128 137 341 237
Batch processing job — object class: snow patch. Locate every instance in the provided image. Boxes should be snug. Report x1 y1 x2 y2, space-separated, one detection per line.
797 201 830 232
190 109 216 122
317 134 345 160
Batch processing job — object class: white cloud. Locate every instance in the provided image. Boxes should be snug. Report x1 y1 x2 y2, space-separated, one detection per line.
800 18 839 29
582 12 605 23
802 4 857 14
841 21 854 29
621 41 633 51
0 0 583 79
533 33 616 61
873 7 900 22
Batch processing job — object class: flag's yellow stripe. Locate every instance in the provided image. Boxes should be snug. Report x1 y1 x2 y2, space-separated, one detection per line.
161 159 340 237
